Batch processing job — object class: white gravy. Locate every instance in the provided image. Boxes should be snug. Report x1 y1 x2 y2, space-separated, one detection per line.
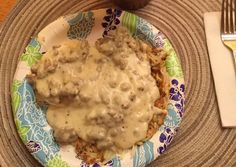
42 40 161 153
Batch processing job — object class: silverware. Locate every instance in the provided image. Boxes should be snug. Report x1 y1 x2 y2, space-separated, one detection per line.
221 0 236 69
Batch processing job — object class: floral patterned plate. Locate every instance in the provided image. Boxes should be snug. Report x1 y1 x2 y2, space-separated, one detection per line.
11 8 185 167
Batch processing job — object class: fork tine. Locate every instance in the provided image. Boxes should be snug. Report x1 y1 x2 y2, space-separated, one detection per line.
226 0 229 32
234 0 236 31
222 0 230 33
221 0 225 33
222 0 224 32
230 0 234 32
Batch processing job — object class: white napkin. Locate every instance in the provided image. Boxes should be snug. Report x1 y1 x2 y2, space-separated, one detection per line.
204 12 236 127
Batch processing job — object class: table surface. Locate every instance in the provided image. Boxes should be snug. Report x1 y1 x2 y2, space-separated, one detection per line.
0 0 17 23
0 0 236 167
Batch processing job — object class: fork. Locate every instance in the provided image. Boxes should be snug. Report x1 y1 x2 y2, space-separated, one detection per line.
221 0 236 69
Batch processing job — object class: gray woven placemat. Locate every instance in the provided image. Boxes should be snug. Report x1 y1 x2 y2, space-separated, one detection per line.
0 0 236 166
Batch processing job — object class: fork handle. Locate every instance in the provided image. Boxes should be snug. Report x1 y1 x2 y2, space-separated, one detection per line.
233 51 236 71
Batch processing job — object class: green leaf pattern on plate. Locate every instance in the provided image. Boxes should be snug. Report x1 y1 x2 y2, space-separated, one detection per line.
16 119 30 143
122 12 137 35
164 39 183 78
46 155 70 167
163 39 174 52
20 40 42 67
12 80 21 114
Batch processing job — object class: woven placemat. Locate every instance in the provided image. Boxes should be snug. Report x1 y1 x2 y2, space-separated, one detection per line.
0 0 236 166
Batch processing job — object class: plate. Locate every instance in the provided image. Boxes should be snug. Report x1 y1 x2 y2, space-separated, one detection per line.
11 8 185 167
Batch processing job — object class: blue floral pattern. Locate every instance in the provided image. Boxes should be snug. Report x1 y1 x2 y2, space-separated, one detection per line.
102 8 122 37
158 128 175 154
80 162 90 167
15 80 59 165
133 141 154 167
170 79 185 117
80 162 101 167
110 156 121 167
164 104 181 128
105 160 114 166
135 17 165 48
154 31 165 48
26 140 41 153
67 11 95 39
92 164 100 167
157 79 184 155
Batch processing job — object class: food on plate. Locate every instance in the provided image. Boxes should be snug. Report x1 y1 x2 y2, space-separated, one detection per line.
27 27 169 163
